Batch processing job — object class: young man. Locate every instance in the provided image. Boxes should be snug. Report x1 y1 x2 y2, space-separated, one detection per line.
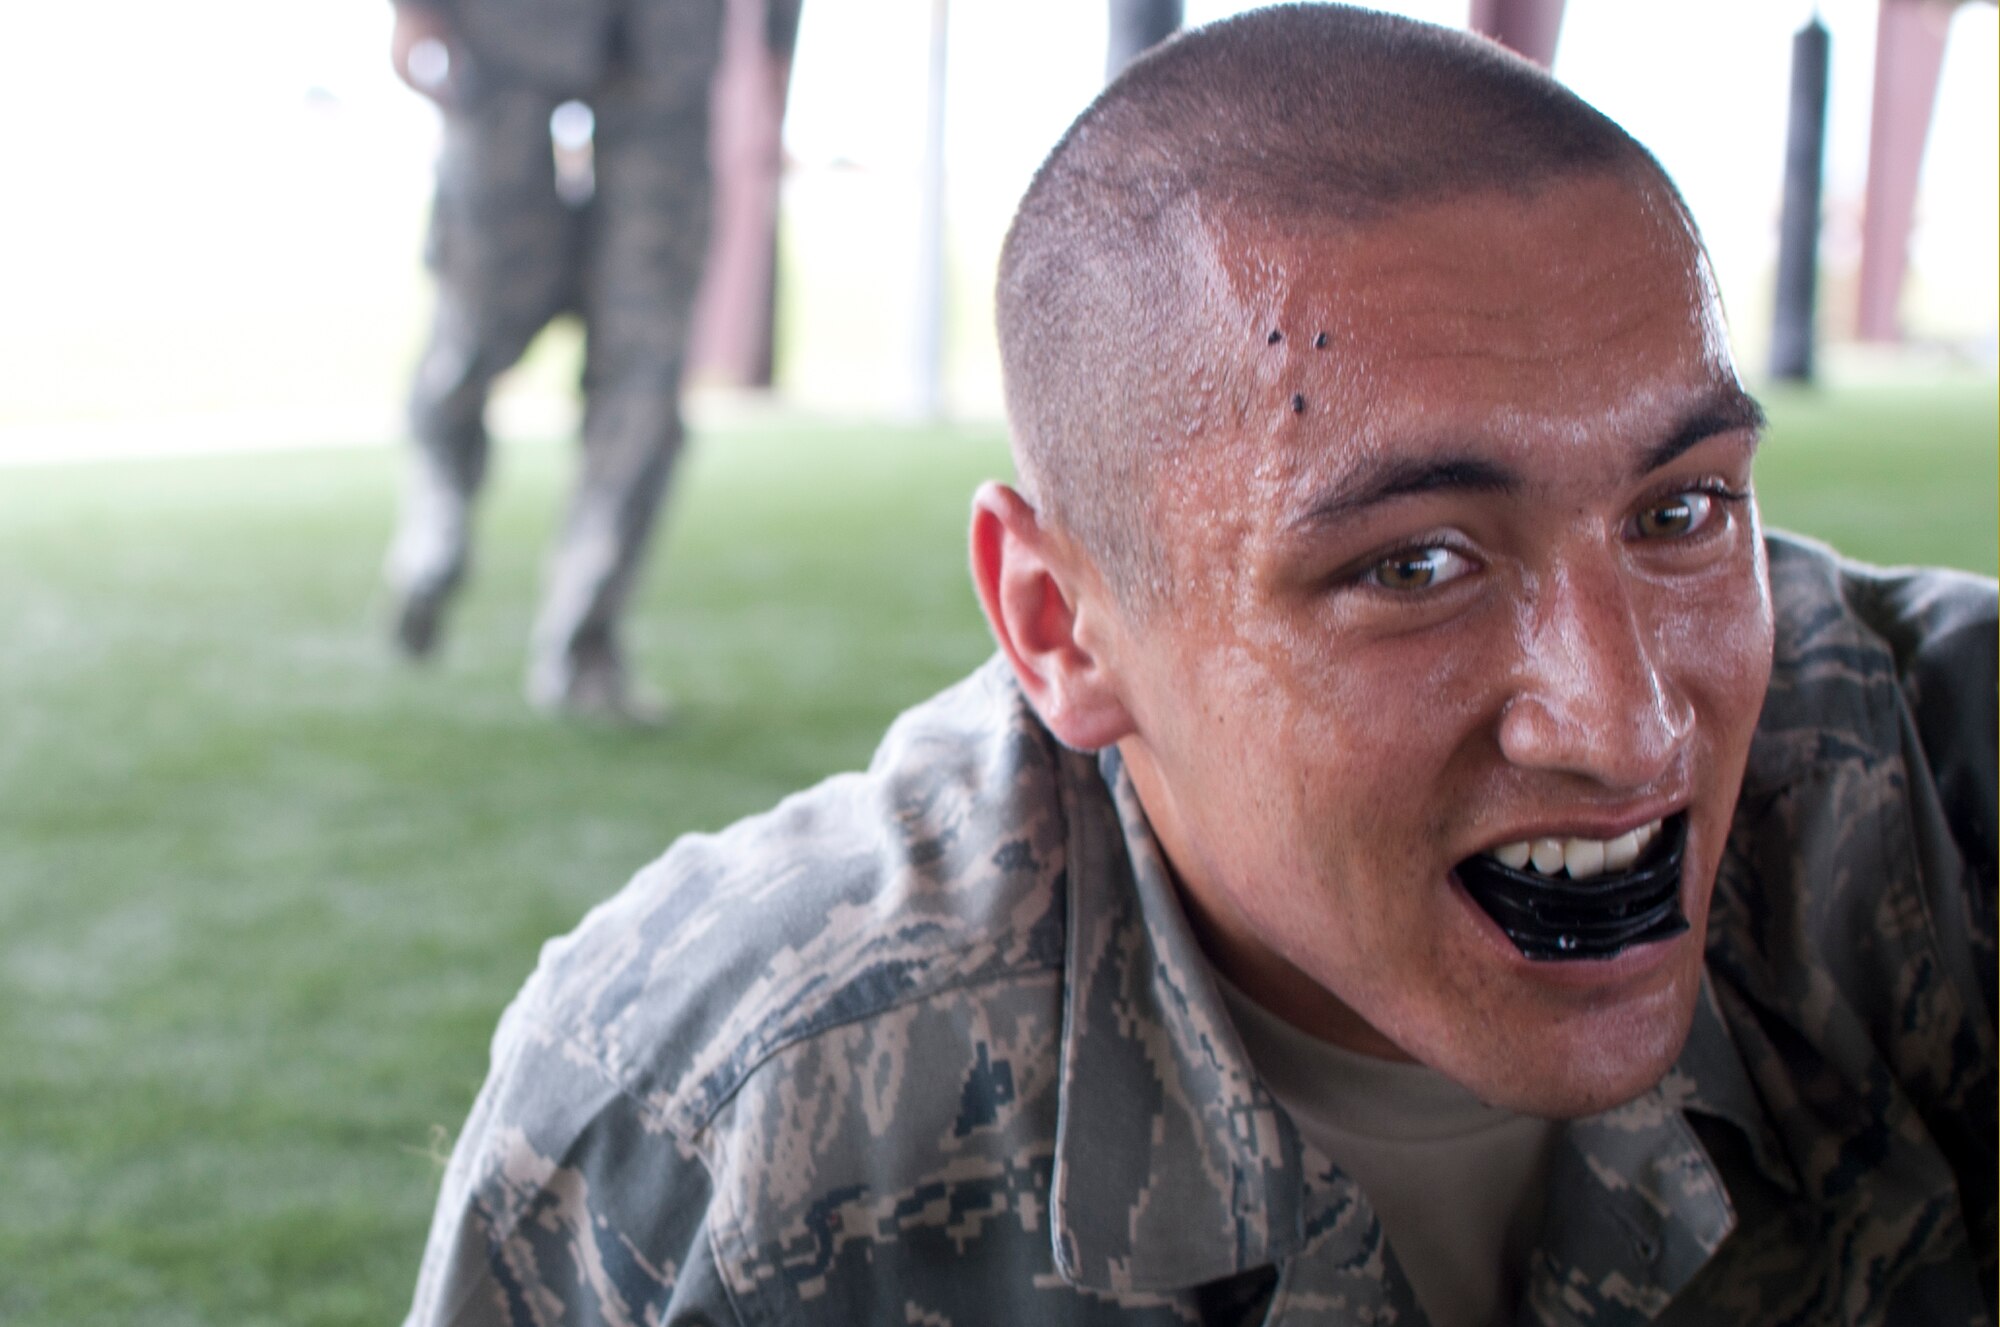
405 8 1996 1324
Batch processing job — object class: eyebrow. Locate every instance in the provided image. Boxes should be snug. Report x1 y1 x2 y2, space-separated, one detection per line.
1286 386 1769 535
1287 455 1517 532
1638 387 1767 474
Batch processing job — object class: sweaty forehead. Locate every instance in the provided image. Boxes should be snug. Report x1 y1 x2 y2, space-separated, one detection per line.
1215 172 1700 320
1201 175 1725 415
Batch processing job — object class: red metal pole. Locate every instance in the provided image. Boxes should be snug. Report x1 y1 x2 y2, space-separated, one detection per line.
1857 0 1954 344
1467 0 1567 68
689 0 796 388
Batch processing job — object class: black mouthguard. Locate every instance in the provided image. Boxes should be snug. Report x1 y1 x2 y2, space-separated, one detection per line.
1456 816 1688 961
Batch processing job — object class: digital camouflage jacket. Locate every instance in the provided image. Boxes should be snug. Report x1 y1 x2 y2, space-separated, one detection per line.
406 534 1997 1326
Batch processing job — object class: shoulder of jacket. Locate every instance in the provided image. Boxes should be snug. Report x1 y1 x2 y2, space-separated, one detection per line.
1750 533 1994 790
503 659 1076 1143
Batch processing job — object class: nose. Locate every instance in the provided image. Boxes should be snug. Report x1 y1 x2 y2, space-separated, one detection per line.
1497 560 1694 790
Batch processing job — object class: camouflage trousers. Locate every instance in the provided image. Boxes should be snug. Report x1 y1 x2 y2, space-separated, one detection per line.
386 41 716 699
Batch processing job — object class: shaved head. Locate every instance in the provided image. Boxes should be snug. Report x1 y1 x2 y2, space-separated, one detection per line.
997 3 1686 605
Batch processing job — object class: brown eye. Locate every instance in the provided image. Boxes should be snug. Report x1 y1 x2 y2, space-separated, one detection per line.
1366 546 1473 592
1634 491 1714 540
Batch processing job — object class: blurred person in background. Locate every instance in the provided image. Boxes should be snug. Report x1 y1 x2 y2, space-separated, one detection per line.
383 0 800 721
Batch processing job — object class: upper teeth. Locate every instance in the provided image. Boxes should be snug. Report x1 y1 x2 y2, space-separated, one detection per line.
1488 820 1663 879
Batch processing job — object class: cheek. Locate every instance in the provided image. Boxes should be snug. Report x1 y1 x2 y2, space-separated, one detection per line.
1247 627 1505 871
1657 554 1777 726
1152 644 1298 826
1278 614 1507 770
1255 595 1504 726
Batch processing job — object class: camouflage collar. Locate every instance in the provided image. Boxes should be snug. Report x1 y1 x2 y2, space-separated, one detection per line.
1048 745 1315 1294
1672 969 1803 1197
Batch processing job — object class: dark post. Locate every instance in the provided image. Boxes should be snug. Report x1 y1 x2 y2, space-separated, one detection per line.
1770 16 1830 383
1106 0 1183 80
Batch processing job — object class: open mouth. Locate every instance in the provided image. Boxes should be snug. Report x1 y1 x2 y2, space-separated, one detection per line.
1455 814 1689 962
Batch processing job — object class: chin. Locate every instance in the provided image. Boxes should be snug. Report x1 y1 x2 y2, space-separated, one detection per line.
1470 977 1702 1119
1376 924 1706 1118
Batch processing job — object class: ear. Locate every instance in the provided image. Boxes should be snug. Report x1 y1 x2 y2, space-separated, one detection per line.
969 482 1137 751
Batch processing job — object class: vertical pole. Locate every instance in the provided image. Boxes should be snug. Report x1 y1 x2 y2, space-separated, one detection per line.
688 0 794 389
1106 0 1183 81
1857 0 1953 343
1770 16 1830 383
910 0 950 420
1466 0 1567 68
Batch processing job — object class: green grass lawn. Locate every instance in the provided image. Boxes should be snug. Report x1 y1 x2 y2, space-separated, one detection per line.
1752 378 1998 575
1 381 1992 1325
